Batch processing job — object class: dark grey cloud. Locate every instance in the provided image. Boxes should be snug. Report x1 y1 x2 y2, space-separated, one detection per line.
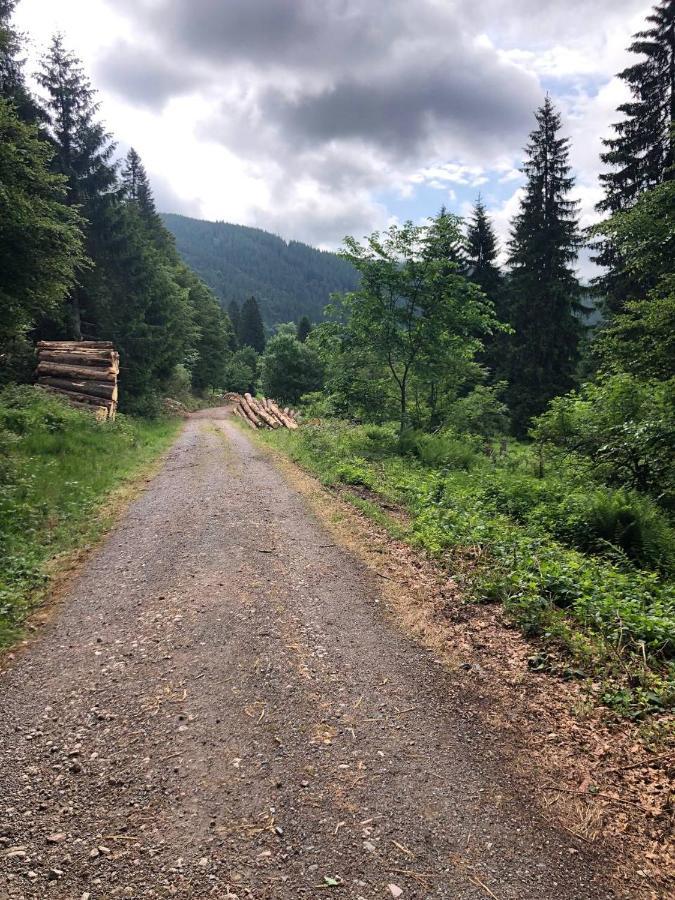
258 53 540 161
112 0 405 73
95 41 200 108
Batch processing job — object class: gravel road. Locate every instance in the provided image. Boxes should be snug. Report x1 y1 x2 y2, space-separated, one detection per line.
0 411 624 899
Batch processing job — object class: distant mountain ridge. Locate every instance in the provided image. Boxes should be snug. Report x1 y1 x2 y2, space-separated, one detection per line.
162 213 359 327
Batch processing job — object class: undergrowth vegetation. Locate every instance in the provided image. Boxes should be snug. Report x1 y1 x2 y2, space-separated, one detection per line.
0 386 180 647
258 420 675 718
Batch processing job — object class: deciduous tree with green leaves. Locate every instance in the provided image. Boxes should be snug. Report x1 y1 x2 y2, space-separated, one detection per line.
333 215 498 433
261 332 323 404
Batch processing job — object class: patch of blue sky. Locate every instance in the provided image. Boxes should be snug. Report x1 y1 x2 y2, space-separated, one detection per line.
378 170 523 225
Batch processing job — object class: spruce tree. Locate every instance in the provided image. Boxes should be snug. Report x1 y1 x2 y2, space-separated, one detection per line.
595 1 674 311
0 98 83 380
505 96 582 435
434 205 468 274
467 197 500 293
600 1 674 213
466 197 506 380
227 300 241 344
296 315 312 343
121 147 163 236
0 0 39 121
37 35 117 336
239 296 266 352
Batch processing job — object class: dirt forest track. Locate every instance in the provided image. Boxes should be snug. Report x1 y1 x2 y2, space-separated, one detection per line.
0 409 626 899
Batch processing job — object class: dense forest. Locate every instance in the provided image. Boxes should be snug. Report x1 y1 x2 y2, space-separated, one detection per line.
163 213 360 326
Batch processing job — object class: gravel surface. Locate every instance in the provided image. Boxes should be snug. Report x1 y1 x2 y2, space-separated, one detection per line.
0 411 623 899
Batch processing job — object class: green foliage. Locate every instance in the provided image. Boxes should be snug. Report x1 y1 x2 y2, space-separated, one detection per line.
0 98 83 377
593 179 675 380
0 386 180 645
296 315 312 343
183 272 234 393
399 429 479 471
258 420 675 716
333 214 499 432
261 332 323 404
88 202 196 406
504 96 583 435
532 373 675 509
0 0 41 121
162 213 359 327
594 1 674 311
223 346 259 394
238 296 266 353
446 383 509 437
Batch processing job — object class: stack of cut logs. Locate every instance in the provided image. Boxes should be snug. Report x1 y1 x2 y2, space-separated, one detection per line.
36 341 119 422
232 393 298 430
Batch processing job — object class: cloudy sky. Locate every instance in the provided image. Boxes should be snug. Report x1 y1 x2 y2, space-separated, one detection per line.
15 0 651 271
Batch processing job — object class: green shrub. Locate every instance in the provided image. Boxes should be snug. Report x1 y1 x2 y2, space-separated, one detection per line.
532 374 675 509
398 428 478 470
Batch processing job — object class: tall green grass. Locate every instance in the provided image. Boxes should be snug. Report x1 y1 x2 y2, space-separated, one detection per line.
0 385 181 646
257 421 675 717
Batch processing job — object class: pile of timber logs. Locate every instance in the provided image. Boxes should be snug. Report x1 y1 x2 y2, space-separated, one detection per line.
232 393 299 430
36 341 119 421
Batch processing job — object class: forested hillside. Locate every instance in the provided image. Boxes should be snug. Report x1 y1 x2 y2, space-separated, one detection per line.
162 214 359 326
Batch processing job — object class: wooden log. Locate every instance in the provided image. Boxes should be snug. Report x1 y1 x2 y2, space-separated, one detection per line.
37 340 114 350
40 385 116 413
38 349 116 368
238 397 261 428
245 393 278 429
268 400 298 430
233 405 256 429
264 400 288 427
57 398 110 421
37 361 117 382
37 376 118 401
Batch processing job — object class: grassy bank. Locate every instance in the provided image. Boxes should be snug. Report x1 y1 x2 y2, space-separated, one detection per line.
0 385 181 647
257 421 674 718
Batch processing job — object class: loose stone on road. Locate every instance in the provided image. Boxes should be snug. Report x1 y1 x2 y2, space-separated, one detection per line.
0 410 622 898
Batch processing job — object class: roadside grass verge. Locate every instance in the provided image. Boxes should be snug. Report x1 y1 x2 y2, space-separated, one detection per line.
257 420 675 718
0 385 181 647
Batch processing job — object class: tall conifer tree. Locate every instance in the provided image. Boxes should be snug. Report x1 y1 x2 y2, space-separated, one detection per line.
595 1 674 311
121 147 163 233
0 0 39 120
228 300 241 344
37 35 117 336
239 296 266 353
296 315 312 343
466 197 505 379
505 96 582 434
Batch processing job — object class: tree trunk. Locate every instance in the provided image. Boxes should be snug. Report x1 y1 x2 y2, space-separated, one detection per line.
37 376 118 401
239 396 262 427
37 341 115 350
38 350 117 368
40 385 116 413
37 362 118 382
233 406 256 429
244 393 279 429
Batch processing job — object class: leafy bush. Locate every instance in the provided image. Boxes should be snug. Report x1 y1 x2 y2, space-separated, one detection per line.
399 429 478 470
532 374 675 509
446 383 509 437
258 419 675 715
